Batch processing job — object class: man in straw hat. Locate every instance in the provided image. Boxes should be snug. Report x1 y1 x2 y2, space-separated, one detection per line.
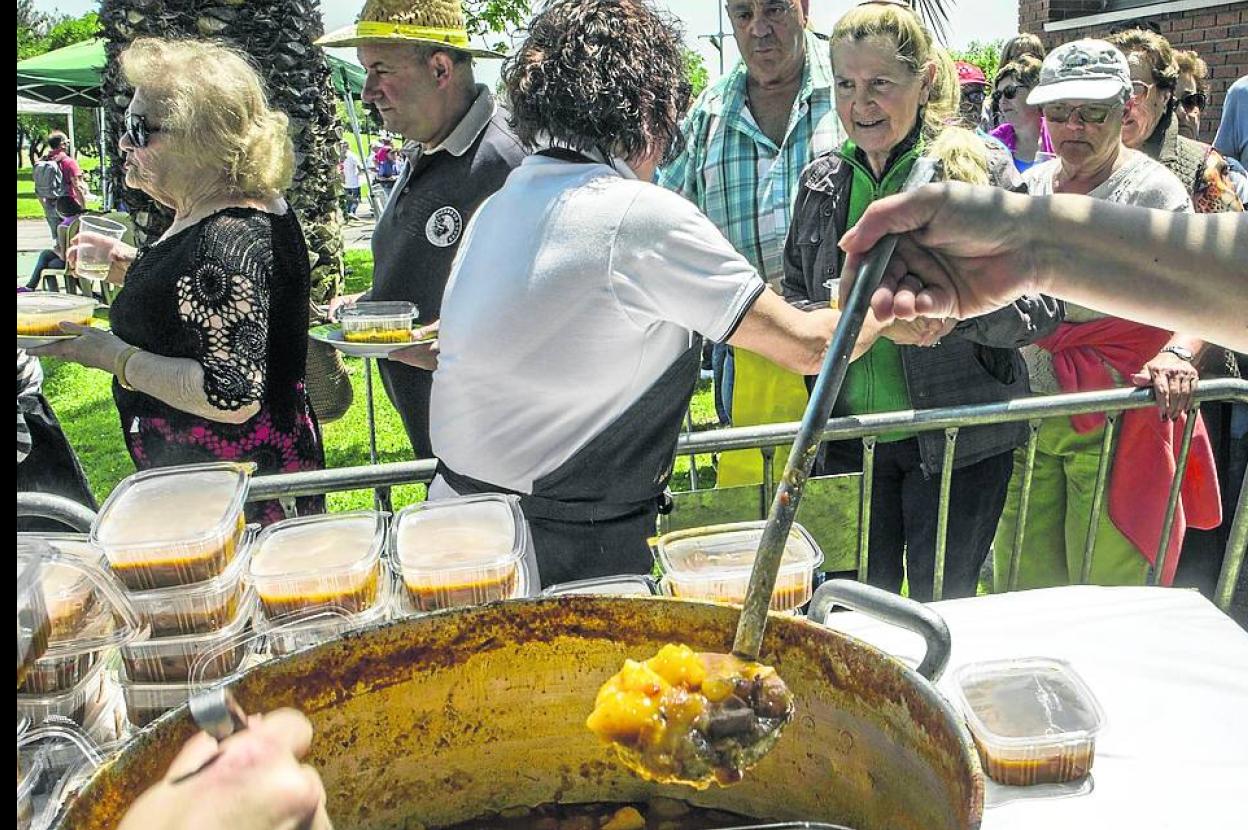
320 0 526 460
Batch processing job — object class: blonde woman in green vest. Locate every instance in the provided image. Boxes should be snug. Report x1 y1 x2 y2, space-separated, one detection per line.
780 1 1063 601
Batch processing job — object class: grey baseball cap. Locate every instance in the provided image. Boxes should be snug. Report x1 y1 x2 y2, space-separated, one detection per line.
1027 39 1132 106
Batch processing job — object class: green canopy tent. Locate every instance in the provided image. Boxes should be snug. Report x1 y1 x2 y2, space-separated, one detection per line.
17 38 367 207
16 38 366 104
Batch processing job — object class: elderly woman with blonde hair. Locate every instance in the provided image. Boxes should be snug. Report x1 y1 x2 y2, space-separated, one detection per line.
780 0 1063 601
32 38 325 523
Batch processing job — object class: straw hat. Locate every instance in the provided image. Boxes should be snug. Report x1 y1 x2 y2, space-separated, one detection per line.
317 0 504 58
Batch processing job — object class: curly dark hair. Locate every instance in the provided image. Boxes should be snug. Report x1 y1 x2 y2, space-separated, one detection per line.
502 0 692 164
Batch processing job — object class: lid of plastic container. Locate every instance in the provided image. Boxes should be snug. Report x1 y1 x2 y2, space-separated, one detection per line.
951 657 1106 747
392 494 525 574
340 301 416 320
656 521 822 577
16 291 97 315
542 575 659 597
18 541 45 602
92 463 252 556
17 534 145 658
250 512 386 578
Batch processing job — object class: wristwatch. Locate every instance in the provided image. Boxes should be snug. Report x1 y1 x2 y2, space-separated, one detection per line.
1160 345 1195 362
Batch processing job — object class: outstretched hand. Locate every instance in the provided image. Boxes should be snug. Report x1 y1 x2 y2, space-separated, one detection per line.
838 183 1042 323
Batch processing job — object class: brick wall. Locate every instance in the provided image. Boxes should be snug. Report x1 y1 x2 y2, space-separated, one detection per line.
1016 1 1248 139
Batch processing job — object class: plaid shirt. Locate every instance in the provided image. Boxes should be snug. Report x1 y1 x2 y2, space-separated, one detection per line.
658 31 844 283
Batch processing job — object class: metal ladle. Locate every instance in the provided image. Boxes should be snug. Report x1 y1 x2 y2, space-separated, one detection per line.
731 158 939 663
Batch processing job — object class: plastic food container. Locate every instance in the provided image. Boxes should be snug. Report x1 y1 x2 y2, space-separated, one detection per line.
950 657 1106 786
256 572 394 656
20 643 101 695
391 495 530 613
92 462 252 590
249 512 386 619
126 527 255 637
339 301 417 343
31 536 104 639
542 575 659 597
655 521 822 611
120 675 195 728
121 591 257 683
16 657 110 726
17 750 45 830
16 291 95 336
18 549 51 688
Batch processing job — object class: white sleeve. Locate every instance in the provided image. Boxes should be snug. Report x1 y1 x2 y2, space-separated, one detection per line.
609 184 765 343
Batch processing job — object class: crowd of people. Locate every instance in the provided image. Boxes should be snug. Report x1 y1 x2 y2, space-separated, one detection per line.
14 0 1248 827
18 0 1246 594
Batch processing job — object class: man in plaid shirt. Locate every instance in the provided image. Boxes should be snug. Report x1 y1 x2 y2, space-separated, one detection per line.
658 0 843 482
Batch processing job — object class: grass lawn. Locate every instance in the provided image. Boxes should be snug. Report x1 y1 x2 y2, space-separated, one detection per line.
41 248 721 512
18 156 104 220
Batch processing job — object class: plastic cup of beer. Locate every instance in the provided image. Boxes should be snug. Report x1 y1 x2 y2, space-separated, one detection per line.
823 278 841 310
75 216 127 280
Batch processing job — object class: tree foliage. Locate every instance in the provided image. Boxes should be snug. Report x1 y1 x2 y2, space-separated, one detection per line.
464 0 532 54
684 49 710 100
950 39 1005 85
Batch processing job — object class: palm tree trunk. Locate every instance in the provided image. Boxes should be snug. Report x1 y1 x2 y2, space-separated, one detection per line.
98 0 344 304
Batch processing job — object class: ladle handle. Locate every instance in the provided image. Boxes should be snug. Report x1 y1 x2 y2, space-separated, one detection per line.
731 233 903 662
806 580 952 681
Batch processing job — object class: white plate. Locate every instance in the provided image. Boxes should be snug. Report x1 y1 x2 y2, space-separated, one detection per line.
17 333 83 348
308 324 433 359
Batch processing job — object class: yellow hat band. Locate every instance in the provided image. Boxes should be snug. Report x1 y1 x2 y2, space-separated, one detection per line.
354 21 472 47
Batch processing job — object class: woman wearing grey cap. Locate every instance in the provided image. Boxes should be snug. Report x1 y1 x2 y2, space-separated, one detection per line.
993 39 1221 593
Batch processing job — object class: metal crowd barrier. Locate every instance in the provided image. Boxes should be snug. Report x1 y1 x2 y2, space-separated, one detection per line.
249 379 1248 613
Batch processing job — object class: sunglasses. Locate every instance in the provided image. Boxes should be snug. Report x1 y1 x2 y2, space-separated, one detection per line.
1180 92 1207 111
1042 102 1116 124
123 112 162 148
994 85 1030 101
961 89 986 105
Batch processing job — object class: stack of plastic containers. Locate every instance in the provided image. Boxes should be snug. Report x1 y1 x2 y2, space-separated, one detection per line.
390 494 537 615
248 511 392 656
653 521 823 613
89 463 258 728
16 536 142 746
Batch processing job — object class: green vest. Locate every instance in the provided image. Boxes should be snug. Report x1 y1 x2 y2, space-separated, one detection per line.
837 140 919 440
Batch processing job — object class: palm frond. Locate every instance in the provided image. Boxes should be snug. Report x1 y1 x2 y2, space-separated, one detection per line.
910 0 955 44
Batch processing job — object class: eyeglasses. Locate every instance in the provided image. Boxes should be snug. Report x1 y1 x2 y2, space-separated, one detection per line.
994 85 1030 101
1041 102 1116 124
962 89 986 106
123 112 162 149
1180 92 1207 111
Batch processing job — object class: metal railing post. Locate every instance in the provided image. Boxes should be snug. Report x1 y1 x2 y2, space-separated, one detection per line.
1007 420 1042 592
1149 409 1199 585
858 436 876 583
760 446 776 520
685 408 700 491
1080 413 1119 585
1215 469 1248 613
932 427 959 601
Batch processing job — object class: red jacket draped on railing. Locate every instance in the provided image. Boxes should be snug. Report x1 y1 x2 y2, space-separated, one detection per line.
1036 320 1222 585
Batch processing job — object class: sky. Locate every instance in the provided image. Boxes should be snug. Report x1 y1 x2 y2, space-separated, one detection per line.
35 0 1020 88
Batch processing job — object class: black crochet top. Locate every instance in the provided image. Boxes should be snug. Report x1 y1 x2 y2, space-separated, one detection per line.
110 207 312 429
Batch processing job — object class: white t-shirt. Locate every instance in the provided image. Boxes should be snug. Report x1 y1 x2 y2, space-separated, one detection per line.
341 153 362 189
430 154 765 494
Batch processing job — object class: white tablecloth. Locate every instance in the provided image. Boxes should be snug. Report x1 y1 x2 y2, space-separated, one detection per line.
818 586 1248 829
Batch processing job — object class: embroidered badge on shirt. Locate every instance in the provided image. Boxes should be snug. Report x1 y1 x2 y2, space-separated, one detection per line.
426 206 462 247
